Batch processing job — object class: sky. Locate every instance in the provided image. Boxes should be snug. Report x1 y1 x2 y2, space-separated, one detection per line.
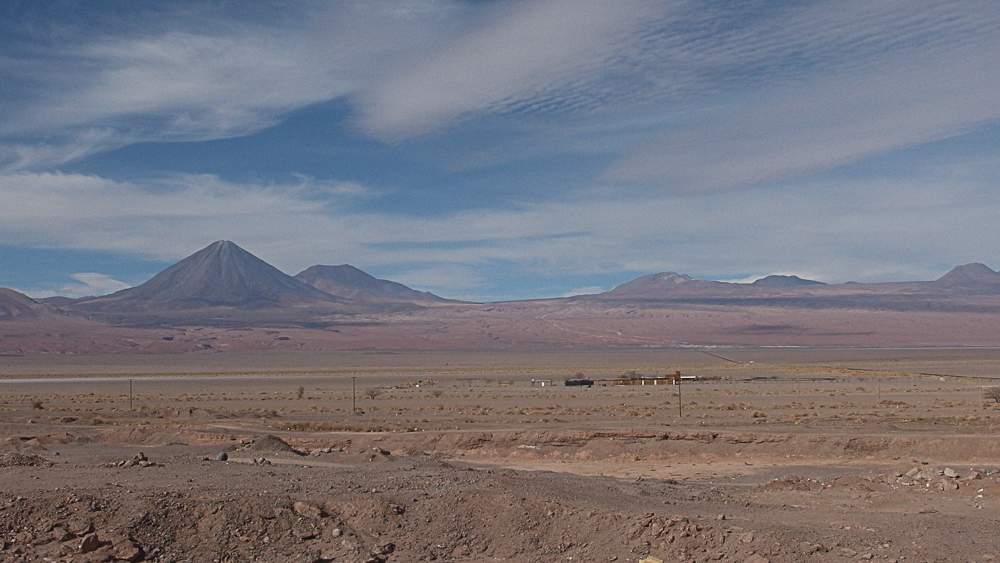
2 0 1000 302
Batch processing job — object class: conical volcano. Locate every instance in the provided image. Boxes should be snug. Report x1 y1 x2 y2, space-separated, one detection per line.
934 263 1000 288
74 241 343 312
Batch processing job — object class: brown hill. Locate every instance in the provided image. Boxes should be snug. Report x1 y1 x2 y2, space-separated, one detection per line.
0 288 45 319
602 272 736 297
36 296 77 307
751 274 826 287
295 265 453 304
933 263 1000 289
72 241 347 314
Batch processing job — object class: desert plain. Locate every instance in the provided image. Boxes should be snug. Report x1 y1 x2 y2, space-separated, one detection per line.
3 346 1000 563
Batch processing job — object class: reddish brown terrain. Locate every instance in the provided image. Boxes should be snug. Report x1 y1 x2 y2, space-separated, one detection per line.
5 242 1000 354
3 348 1000 562
4 243 1000 561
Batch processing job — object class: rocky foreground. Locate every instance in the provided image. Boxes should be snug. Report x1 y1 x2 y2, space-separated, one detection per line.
3 431 1000 563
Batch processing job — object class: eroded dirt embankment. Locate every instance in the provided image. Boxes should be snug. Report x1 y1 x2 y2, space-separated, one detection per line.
5 426 1000 562
12 426 1000 471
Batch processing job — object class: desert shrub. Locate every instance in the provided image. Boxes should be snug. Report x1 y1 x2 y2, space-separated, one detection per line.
364 388 384 400
984 387 1000 403
296 386 305 400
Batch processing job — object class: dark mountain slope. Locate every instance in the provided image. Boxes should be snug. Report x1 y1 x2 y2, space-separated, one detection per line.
295 265 452 303
933 263 1000 289
73 241 345 312
0 288 45 319
751 275 826 287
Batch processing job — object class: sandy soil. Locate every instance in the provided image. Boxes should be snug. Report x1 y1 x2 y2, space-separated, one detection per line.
3 347 1000 562
8 297 1000 357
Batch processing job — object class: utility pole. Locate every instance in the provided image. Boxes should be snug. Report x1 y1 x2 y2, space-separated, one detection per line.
677 377 682 418
129 379 133 412
352 376 357 413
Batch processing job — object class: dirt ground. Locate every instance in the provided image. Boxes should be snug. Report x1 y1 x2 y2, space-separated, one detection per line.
3 347 1000 562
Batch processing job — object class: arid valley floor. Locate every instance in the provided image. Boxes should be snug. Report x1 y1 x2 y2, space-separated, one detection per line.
3 347 1000 562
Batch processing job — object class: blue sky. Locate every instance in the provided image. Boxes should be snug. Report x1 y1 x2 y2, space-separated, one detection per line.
2 0 1000 301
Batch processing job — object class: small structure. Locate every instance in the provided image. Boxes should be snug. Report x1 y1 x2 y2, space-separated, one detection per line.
595 371 695 386
530 379 553 387
565 378 594 387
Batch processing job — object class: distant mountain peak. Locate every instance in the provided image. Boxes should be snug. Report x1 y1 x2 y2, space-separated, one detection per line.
651 272 696 284
295 264 450 303
751 275 826 287
74 241 340 311
605 271 725 297
935 263 1000 286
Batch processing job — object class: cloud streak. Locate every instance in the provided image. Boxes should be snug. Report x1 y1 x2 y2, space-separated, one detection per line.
2 158 998 300
3 1 1000 300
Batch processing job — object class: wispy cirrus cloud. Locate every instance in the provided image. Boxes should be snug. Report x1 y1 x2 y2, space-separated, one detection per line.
358 0 1000 192
5 0 1000 193
0 2 453 169
3 1 1000 300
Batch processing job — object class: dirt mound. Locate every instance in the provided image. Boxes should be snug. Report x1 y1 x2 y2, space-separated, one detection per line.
0 452 53 467
753 475 825 492
241 434 302 454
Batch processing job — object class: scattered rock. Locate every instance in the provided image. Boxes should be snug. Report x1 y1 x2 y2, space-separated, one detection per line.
50 526 73 542
66 519 93 536
77 532 103 554
112 540 144 562
216 451 228 462
374 542 395 555
0 452 53 468
936 479 959 491
294 501 325 518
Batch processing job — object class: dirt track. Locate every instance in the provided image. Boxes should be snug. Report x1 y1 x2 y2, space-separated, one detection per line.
3 347 1000 562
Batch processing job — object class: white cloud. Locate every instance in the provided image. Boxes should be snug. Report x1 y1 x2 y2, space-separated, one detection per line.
606 43 1000 191
4 155 999 300
25 272 131 299
4 1 1000 299
359 0 655 138
5 0 999 191
0 2 454 168
561 286 606 297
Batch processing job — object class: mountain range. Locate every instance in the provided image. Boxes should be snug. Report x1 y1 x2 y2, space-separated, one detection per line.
595 263 1000 299
3 241 1000 351
8 241 1000 316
